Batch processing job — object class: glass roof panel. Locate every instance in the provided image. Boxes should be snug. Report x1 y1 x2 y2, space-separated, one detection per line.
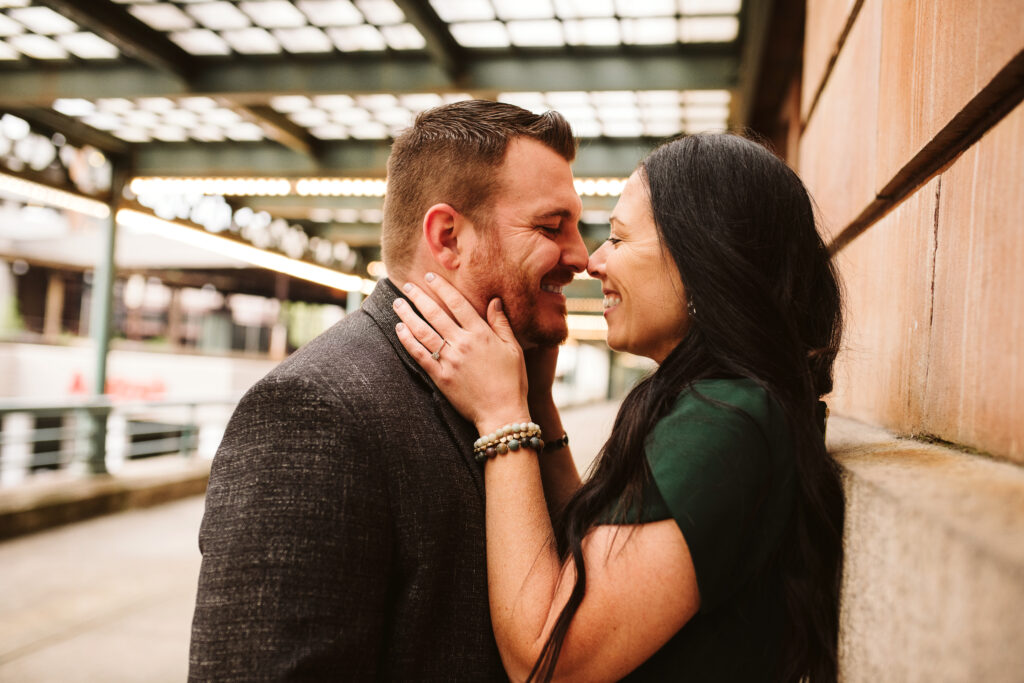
428 0 495 23
620 17 677 45
270 95 312 112
298 0 364 26
129 4 195 32
679 0 741 14
7 33 66 59
222 27 282 53
169 28 231 54
273 25 333 52
327 24 386 50
350 121 388 139
552 0 613 19
57 32 120 59
679 15 738 42
313 94 355 109
615 0 674 18
53 98 95 117
310 124 348 139
0 13 23 36
354 0 405 25
180 96 219 111
507 19 563 47
186 2 252 30
562 18 619 45
240 0 308 28
380 23 425 50
8 6 78 34
225 121 265 141
449 21 509 47
0 39 19 59
493 0 554 21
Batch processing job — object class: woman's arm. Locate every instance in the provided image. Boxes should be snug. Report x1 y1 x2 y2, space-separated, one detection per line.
524 346 580 513
394 276 701 681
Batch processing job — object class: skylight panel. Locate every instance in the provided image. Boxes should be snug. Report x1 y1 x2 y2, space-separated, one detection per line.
637 90 681 106
357 93 398 110
170 28 230 54
164 109 200 127
0 0 29 7
562 18 619 46
591 90 636 107
0 13 24 36
684 89 730 105
0 40 18 60
375 107 413 127
449 21 509 47
82 113 121 131
7 34 67 59
152 125 188 142
240 1 307 28
621 17 676 44
97 97 135 112
298 0 363 26
222 27 282 53
310 124 348 140
114 128 151 143
679 0 741 14
180 96 219 111
331 107 370 124
493 0 554 20
288 108 330 127
498 91 545 111
8 6 78 34
507 20 563 46
642 103 683 120
545 91 589 107
602 121 643 137
273 26 333 52
685 103 729 119
552 0 613 19
381 23 425 49
349 122 388 139
679 16 738 42
138 96 176 112
355 0 405 25
571 120 601 138
442 93 473 103
328 24 386 50
270 95 313 113
187 2 251 30
314 94 355 110
615 0 674 17
53 98 94 117
597 104 640 122
202 108 242 126
128 5 195 31
225 122 265 141
123 109 160 127
400 93 444 111
428 0 494 23
642 120 682 137
192 125 227 141
58 32 120 59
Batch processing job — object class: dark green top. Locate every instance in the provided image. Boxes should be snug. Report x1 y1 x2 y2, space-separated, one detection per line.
607 379 797 682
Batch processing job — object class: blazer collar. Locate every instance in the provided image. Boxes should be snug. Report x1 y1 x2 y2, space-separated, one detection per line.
362 279 485 499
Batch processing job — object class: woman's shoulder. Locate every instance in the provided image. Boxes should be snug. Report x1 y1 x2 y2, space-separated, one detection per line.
658 378 783 438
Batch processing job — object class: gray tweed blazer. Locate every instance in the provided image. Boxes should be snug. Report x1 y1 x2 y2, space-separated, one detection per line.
189 279 507 681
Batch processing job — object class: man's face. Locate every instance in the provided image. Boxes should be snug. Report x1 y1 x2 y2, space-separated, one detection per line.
460 137 587 348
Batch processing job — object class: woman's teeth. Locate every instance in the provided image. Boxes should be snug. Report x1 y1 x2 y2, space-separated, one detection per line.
541 284 564 294
603 295 622 309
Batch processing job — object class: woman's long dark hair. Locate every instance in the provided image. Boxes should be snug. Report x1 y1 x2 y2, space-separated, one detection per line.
529 133 845 682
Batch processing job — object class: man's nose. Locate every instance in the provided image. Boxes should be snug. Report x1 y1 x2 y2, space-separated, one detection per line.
560 228 589 273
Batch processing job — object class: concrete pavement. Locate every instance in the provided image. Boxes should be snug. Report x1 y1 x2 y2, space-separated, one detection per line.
0 400 619 682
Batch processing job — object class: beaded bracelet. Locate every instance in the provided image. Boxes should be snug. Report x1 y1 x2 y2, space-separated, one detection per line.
474 421 543 463
543 432 569 453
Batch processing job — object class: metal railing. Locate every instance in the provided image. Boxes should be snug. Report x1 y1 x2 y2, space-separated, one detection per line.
0 396 238 485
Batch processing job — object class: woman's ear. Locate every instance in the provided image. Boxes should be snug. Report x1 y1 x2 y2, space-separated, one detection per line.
422 203 465 270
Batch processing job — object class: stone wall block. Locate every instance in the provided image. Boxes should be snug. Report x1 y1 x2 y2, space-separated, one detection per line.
829 177 937 432
876 0 1024 188
925 101 1024 463
799 0 881 238
802 0 860 119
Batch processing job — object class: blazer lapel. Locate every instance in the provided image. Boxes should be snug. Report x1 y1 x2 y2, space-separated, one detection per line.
362 279 486 500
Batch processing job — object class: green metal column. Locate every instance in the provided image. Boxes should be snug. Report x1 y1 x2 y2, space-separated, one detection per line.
85 163 127 474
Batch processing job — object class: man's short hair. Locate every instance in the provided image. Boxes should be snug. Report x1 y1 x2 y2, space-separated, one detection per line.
381 100 577 273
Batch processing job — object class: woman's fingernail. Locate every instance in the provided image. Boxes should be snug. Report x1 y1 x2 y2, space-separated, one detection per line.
425 272 435 282
393 298 405 308
402 282 412 293
396 322 405 331
494 298 502 312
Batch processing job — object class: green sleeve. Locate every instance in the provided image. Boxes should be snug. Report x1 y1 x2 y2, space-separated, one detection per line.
644 379 794 612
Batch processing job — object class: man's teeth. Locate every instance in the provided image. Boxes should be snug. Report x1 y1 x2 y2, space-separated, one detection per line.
541 284 563 294
603 295 622 309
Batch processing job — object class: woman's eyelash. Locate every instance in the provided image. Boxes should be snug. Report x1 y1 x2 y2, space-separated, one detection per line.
606 237 622 245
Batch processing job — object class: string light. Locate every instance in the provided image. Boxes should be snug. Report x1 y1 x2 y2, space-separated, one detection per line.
0 172 110 219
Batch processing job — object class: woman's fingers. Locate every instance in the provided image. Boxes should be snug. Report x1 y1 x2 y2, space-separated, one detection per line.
394 320 441 378
393 297 448 360
422 272 491 333
398 280 460 339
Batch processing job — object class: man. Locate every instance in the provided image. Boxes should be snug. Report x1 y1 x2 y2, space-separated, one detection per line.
189 100 588 680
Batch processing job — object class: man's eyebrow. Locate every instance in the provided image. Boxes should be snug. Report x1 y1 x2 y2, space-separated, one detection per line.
533 209 574 220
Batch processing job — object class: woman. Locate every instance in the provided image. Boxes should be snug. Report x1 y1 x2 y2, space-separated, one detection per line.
393 133 844 682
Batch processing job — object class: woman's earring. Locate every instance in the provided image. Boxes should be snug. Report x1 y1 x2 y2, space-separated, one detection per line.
687 300 697 318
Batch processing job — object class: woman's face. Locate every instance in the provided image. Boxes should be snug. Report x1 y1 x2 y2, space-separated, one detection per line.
588 171 690 364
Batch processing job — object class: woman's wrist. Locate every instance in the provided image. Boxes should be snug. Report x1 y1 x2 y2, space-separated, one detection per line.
475 411 532 438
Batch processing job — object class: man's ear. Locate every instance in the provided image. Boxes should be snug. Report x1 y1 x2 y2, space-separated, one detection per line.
422 203 469 270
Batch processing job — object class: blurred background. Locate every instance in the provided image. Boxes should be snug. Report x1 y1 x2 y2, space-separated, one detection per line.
0 0 1022 680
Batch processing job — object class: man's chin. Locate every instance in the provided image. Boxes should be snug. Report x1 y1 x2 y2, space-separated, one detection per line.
517 321 568 349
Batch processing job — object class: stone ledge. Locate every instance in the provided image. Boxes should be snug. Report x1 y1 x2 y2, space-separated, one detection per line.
0 458 210 541
828 416 1024 681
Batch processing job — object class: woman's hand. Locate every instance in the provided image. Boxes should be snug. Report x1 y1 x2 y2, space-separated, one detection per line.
393 273 530 435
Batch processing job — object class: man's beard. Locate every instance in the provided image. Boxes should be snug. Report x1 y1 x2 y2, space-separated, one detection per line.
469 243 568 348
